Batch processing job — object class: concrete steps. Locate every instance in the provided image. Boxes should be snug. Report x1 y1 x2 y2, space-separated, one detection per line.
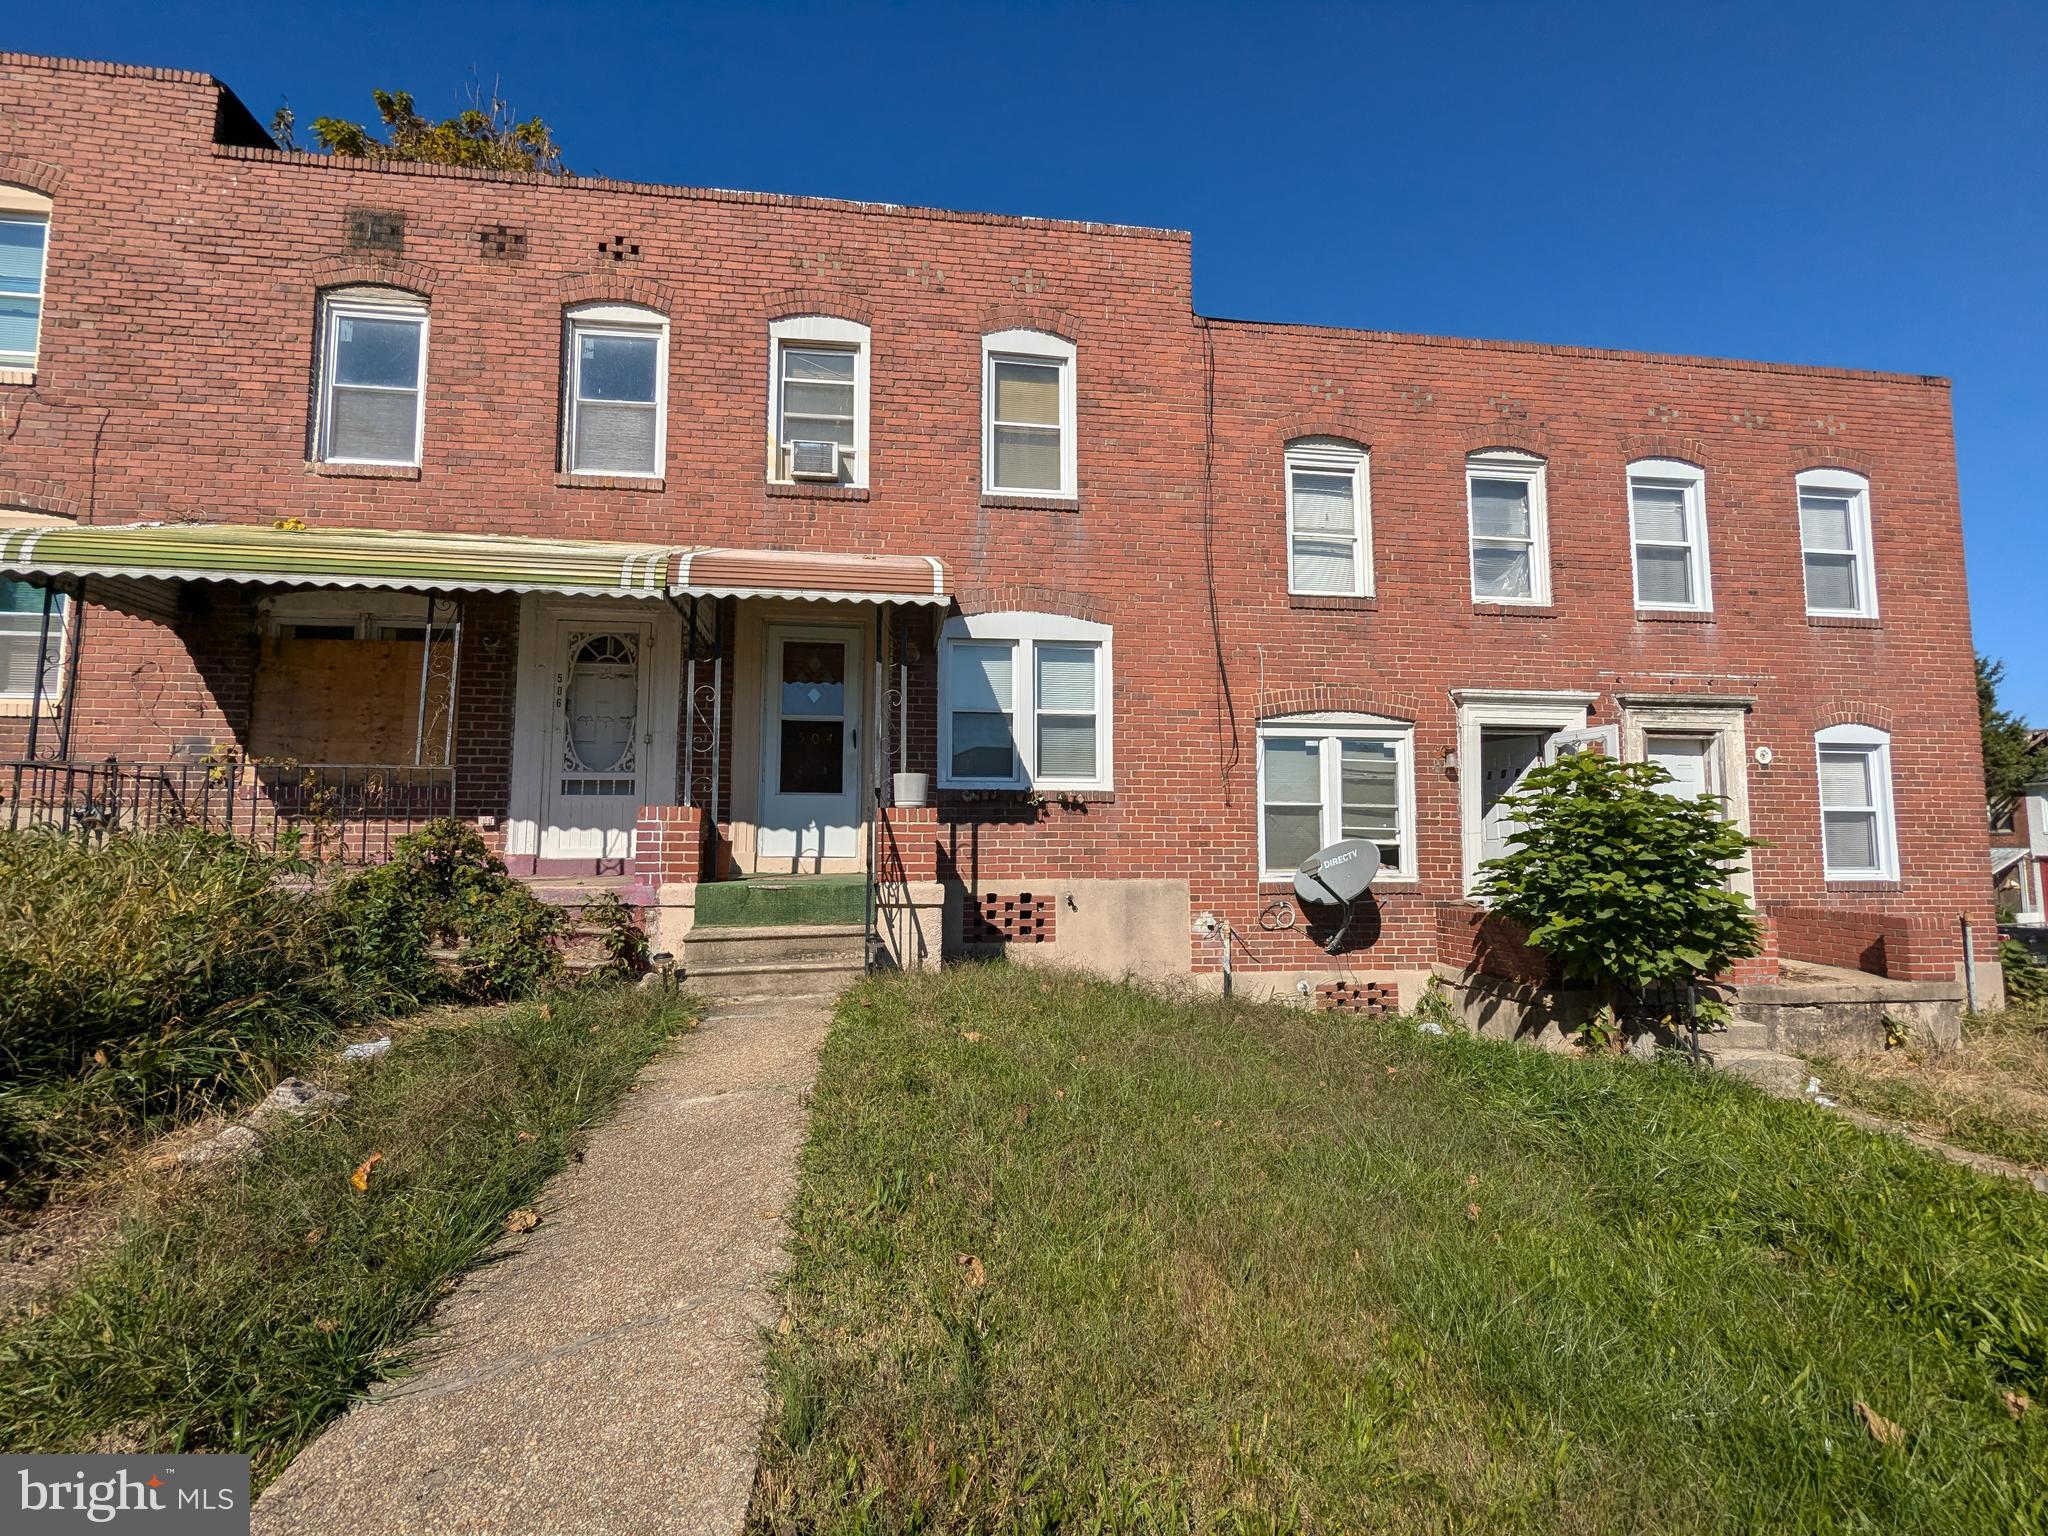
682 923 868 1003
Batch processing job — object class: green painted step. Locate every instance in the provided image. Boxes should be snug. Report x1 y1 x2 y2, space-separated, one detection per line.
693 873 868 929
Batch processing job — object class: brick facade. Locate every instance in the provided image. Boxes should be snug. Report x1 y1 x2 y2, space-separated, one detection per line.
0 53 1996 986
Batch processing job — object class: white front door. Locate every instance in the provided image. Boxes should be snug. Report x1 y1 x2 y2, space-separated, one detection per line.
1478 730 1548 867
540 620 656 864
757 623 863 869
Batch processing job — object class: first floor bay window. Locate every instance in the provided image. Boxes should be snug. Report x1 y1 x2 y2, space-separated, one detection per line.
1258 714 1415 881
938 612 1112 791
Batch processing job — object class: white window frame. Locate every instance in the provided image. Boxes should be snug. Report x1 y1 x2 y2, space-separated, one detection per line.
1256 713 1417 884
1626 458 1713 613
981 330 1077 499
0 190 53 376
768 314 870 486
0 509 73 714
562 302 669 480
315 287 429 467
1464 451 1549 606
1796 467 1878 619
1815 722 1899 882
1284 438 1372 597
937 611 1112 791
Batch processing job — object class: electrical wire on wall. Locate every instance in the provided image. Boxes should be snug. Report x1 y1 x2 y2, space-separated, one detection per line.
1199 317 1242 801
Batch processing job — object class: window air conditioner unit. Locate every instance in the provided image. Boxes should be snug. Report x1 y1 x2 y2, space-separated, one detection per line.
788 439 841 481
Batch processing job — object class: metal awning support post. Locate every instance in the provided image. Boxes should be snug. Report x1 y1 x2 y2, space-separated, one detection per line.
441 596 464 812
55 578 86 761
680 596 698 807
23 581 55 761
895 609 908 780
412 589 438 767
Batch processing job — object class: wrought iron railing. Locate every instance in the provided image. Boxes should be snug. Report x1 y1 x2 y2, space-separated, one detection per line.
1 757 455 864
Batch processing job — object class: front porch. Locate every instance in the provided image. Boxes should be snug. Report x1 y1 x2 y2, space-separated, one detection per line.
0 524 952 973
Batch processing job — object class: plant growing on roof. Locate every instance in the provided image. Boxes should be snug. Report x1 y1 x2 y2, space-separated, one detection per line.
1473 750 1763 1049
289 77 566 175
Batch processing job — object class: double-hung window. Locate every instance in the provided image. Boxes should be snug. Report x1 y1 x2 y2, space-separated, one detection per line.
938 612 1111 791
0 199 51 373
0 578 65 704
1797 469 1878 618
1815 723 1898 880
1466 452 1549 603
1257 715 1414 881
982 331 1076 498
317 289 428 467
769 315 869 485
1627 459 1711 611
1285 439 1371 597
565 304 668 478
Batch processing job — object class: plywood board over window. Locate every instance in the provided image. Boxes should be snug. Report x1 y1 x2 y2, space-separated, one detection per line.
248 636 451 765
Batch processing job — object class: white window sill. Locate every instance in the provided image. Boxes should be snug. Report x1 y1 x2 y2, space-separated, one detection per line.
0 367 36 386
1261 873 1418 888
0 697 62 718
1822 870 1900 883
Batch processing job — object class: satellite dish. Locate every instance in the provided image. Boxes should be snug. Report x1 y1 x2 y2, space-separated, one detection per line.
1294 839 1380 906
1293 839 1380 956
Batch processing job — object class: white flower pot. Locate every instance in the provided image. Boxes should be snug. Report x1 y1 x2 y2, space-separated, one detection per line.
892 772 929 808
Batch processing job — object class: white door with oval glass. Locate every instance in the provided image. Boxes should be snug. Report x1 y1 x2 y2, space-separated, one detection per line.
758 624 863 869
541 621 656 864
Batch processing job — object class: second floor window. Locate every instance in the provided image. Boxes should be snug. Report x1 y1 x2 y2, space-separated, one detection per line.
317 290 427 467
770 315 869 486
1627 459 1712 611
0 201 52 372
1285 439 1371 597
1797 468 1878 618
982 330 1076 498
1466 451 1549 604
565 305 667 478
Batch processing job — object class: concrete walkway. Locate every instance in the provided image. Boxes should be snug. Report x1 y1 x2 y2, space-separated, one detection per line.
255 995 833 1536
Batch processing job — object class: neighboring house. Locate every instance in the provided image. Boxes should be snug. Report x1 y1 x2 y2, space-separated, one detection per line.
1990 730 2048 926
0 53 2004 1015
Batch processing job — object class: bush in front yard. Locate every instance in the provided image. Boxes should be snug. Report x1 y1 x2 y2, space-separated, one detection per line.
1475 750 1764 1047
325 819 565 1001
0 829 367 1202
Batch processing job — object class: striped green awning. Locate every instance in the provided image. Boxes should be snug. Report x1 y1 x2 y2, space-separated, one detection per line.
0 523 686 598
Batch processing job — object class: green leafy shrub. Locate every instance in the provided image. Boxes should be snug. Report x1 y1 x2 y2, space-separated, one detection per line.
2002 938 2048 1010
0 830 369 1202
1475 751 1764 1046
326 820 564 1002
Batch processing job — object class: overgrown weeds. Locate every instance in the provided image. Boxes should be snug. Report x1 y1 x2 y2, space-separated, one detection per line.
0 831 367 1203
0 985 692 1483
0 820 568 1208
1811 1005 2048 1170
754 965 2048 1535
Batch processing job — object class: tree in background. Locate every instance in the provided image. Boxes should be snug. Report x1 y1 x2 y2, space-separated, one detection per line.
269 78 565 175
1476 750 1763 1049
1979 654 2046 807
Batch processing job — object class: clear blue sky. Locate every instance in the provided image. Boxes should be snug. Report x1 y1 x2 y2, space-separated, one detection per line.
14 1 2044 717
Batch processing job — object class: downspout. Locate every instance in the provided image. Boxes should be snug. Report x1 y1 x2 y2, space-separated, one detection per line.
1960 914 1979 1015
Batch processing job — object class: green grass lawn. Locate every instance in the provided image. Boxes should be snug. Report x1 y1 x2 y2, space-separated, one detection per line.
0 985 694 1485
754 966 2048 1535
